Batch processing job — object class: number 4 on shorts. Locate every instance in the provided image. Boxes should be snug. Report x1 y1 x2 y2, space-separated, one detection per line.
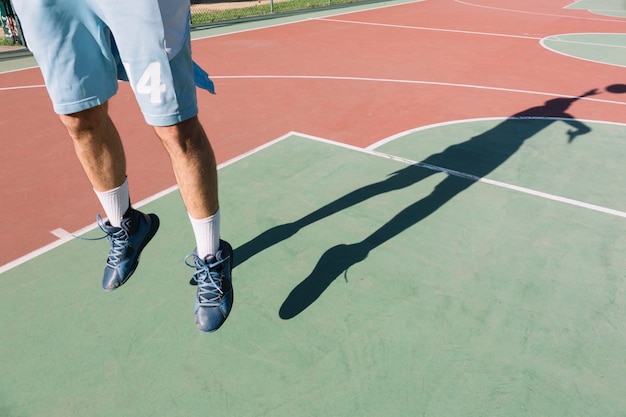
124 61 167 104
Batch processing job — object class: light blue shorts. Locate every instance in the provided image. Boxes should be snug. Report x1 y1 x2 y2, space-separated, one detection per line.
14 0 201 126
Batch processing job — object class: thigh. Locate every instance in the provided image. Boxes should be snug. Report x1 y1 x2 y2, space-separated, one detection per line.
93 0 198 126
12 0 119 115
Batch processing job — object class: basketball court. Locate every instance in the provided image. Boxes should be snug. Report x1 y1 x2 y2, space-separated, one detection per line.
1 0 626 415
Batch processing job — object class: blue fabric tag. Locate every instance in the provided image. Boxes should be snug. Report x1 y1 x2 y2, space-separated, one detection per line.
193 61 216 95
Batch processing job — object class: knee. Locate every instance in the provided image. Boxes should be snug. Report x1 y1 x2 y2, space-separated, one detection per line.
59 104 109 138
155 116 208 153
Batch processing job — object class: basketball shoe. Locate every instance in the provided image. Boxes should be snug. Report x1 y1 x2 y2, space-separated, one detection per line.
186 240 234 332
97 208 160 291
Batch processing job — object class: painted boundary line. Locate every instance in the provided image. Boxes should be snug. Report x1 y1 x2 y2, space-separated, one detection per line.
210 75 626 107
319 17 541 40
301 128 626 219
0 84 45 91
0 133 294 275
541 33 626 69
367 118 626 220
453 0 626 22
2 126 625 274
7 75 626 108
191 0 424 41
373 151 626 218
366 116 626 148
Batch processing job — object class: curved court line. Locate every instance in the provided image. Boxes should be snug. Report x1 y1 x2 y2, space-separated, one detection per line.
543 36 626 49
4 75 625 108
453 0 626 22
296 128 626 220
362 117 626 220
212 74 626 107
540 33 626 68
319 17 541 39
367 116 626 150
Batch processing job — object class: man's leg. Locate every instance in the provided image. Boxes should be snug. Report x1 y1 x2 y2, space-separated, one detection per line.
59 102 160 290
154 116 233 333
154 116 218 221
59 102 126 194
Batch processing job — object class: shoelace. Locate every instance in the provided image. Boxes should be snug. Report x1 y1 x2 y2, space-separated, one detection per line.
96 214 130 268
185 254 226 307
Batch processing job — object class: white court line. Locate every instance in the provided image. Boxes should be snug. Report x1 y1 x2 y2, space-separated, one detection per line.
4 74 626 111
545 39 626 49
539 31 626 69
211 75 626 107
0 84 45 91
2 124 626 274
453 0 626 22
4 75 626 107
50 228 72 239
0 65 39 75
540 34 626 69
319 18 541 40
367 116 626 150
301 129 626 219
542 33 626 49
192 0 424 41
367 118 626 218
0 135 296 275
369 149 626 219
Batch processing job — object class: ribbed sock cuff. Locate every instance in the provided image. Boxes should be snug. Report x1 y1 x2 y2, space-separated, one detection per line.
188 209 220 259
94 177 130 227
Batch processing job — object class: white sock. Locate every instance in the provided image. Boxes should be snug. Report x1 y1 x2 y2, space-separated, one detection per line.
94 178 130 227
189 209 220 259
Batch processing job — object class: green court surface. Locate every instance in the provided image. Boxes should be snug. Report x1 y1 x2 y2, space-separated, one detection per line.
542 33 626 68
2 118 626 416
567 0 626 17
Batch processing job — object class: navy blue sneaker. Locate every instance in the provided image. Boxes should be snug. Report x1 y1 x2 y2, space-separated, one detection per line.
185 240 234 333
97 208 160 291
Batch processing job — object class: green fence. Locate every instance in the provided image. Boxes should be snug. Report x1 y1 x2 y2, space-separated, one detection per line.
0 0 22 46
190 0 373 24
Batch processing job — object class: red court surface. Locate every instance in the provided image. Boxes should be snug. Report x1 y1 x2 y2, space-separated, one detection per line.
1 0 625 268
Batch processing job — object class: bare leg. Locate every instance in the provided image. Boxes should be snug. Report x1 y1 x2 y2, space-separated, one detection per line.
59 102 126 192
60 102 159 291
157 116 232 333
154 116 219 218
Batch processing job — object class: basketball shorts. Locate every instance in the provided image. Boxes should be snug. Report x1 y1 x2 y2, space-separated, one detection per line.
13 0 205 126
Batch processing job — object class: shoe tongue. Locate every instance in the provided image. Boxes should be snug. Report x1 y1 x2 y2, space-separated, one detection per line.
102 221 121 232
203 254 217 264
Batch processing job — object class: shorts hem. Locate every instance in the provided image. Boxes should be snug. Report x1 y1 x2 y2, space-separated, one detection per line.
54 97 109 115
143 105 199 127
52 87 117 115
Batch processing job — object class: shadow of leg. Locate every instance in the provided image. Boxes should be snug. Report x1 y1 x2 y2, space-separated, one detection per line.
279 242 369 319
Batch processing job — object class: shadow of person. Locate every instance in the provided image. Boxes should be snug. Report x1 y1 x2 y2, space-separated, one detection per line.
278 90 598 318
236 89 598 318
